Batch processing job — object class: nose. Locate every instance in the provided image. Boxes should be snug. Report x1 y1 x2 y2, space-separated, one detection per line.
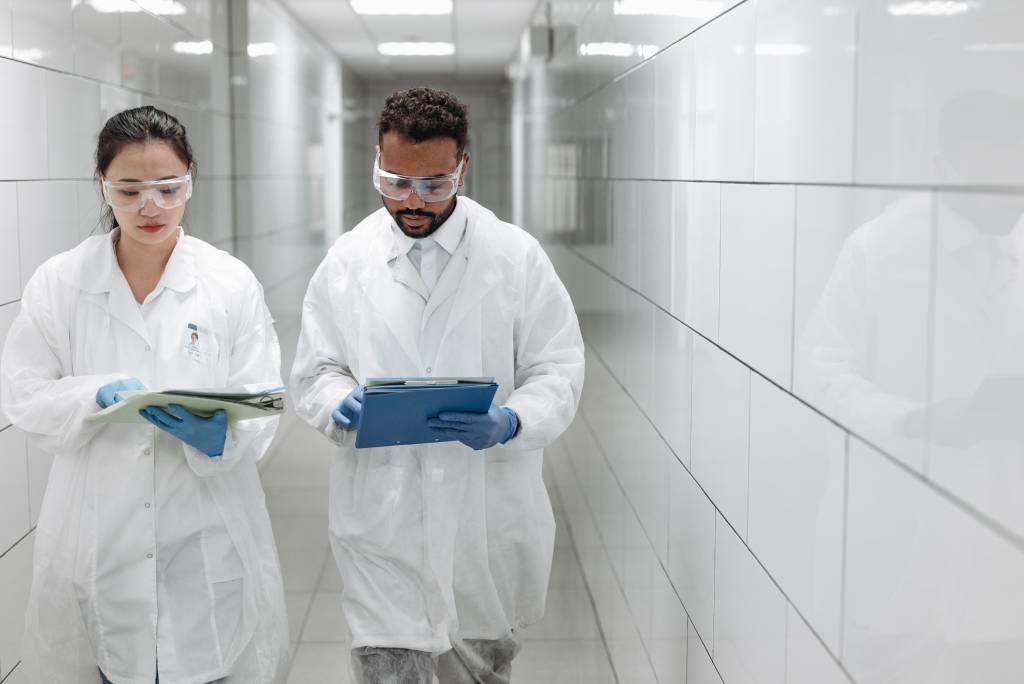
140 197 162 216
404 192 426 210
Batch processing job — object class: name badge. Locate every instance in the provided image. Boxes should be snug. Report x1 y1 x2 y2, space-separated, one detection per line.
183 322 204 363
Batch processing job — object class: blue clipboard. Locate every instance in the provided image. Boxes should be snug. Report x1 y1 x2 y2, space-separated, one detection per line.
355 379 498 449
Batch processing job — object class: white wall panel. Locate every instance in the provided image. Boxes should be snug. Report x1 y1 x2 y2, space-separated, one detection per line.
17 181 79 287
11 0 73 71
845 437 1024 684
46 72 102 180
754 0 857 183
719 183 795 388
926 190 1024 539
668 459 716 641
0 58 47 181
0 184 20 304
694 0 756 181
0 533 33 681
653 40 696 181
0 0 12 58
688 619 725 684
714 514 787 684
669 181 720 339
0 302 19 429
748 376 845 652
72 1 121 85
0 427 28 555
786 606 853 684
855 0 1024 187
690 336 750 537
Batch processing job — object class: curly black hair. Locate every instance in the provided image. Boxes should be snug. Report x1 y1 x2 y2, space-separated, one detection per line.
377 87 469 156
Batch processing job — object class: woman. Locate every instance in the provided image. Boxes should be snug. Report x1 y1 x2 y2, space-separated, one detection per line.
0 106 289 683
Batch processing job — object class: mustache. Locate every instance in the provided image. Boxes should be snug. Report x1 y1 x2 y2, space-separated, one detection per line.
396 209 436 218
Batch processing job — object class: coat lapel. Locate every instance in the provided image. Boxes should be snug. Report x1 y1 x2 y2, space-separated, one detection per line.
436 210 503 348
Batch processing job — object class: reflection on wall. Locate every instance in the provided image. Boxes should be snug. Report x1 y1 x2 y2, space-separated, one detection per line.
513 1 1024 683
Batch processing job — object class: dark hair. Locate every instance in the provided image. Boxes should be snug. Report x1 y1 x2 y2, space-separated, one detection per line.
377 87 469 156
95 105 196 232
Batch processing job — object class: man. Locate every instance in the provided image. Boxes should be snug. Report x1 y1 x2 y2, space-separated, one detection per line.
290 87 585 683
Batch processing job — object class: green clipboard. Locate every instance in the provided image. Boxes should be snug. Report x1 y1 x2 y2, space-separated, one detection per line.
85 387 286 425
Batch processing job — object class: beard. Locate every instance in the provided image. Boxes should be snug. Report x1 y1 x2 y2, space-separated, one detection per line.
388 197 458 238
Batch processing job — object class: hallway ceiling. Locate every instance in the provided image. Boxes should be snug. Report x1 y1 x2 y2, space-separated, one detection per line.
281 0 540 79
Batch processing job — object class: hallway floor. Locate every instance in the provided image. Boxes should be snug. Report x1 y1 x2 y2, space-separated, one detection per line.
259 404 618 684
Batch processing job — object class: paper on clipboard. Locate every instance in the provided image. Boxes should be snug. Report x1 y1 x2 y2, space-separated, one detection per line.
85 387 286 425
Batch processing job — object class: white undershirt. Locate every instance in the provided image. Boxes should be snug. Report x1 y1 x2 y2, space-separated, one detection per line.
393 200 467 294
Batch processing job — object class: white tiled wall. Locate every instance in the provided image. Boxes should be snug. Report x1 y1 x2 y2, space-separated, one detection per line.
0 1 343 679
518 0 1024 682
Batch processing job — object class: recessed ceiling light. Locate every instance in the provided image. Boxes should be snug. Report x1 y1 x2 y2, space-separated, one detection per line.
612 0 723 18
247 42 279 58
378 42 456 56
352 0 452 15
578 42 658 59
887 1 979 16
173 40 213 55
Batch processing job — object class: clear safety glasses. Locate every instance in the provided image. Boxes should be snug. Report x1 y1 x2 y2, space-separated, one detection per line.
101 174 193 211
372 152 463 202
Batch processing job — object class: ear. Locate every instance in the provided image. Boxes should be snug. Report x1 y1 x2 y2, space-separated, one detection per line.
460 152 470 183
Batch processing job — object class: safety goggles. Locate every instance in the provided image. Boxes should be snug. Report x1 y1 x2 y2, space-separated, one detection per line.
372 152 463 202
101 174 193 211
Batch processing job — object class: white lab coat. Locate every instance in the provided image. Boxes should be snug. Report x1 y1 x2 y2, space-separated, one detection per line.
0 229 289 684
290 197 585 653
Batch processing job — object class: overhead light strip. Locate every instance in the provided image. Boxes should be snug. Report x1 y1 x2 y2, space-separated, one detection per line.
378 42 456 56
352 0 452 15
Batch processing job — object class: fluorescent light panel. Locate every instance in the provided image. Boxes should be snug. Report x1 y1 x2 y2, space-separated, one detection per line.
378 42 455 56
351 0 452 15
173 40 213 55
612 0 723 18
579 42 658 59
86 0 187 14
887 1 978 16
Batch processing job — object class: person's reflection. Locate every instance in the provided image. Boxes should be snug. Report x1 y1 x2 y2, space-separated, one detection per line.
797 90 1024 683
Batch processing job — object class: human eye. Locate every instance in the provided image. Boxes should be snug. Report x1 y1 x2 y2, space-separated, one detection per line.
117 189 140 197
160 186 180 195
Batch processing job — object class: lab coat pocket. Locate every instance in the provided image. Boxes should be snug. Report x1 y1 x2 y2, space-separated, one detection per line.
332 459 416 556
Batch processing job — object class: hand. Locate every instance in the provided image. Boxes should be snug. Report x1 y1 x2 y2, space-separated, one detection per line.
139 404 228 457
427 404 518 451
96 377 146 408
331 385 365 431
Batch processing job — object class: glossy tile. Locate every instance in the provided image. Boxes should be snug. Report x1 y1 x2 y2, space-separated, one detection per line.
694 0 756 181
46 72 102 180
646 637 687 684
0 59 47 181
11 0 73 70
786 605 851 684
0 0 11 58
301 592 349 643
16 181 79 287
513 639 616 684
845 437 1024 684
0 184 19 304
0 302 19 429
719 183 795 388
792 187 932 471
690 336 750 537
120 9 160 94
653 39 696 181
925 190 1024 539
687 619 723 684
0 533 33 681
754 0 857 183
636 180 673 310
667 458 716 640
649 309 692 462
72 0 121 84
748 376 845 652
0 427 28 555
713 514 787 684
855 0 1024 186
669 181 720 340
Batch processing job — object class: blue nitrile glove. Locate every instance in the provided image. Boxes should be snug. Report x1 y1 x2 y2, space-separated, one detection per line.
96 377 146 408
426 404 518 451
331 385 365 431
138 404 228 457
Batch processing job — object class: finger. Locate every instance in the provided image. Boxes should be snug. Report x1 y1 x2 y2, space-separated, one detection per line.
127 378 146 391
435 412 478 424
139 409 175 431
143 407 180 429
343 395 362 413
212 409 227 425
332 408 353 430
164 404 192 421
426 419 470 431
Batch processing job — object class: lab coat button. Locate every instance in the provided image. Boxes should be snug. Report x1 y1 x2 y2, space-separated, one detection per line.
145 345 151 351
144 448 151 456
146 553 153 559
426 367 432 374
144 502 151 509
